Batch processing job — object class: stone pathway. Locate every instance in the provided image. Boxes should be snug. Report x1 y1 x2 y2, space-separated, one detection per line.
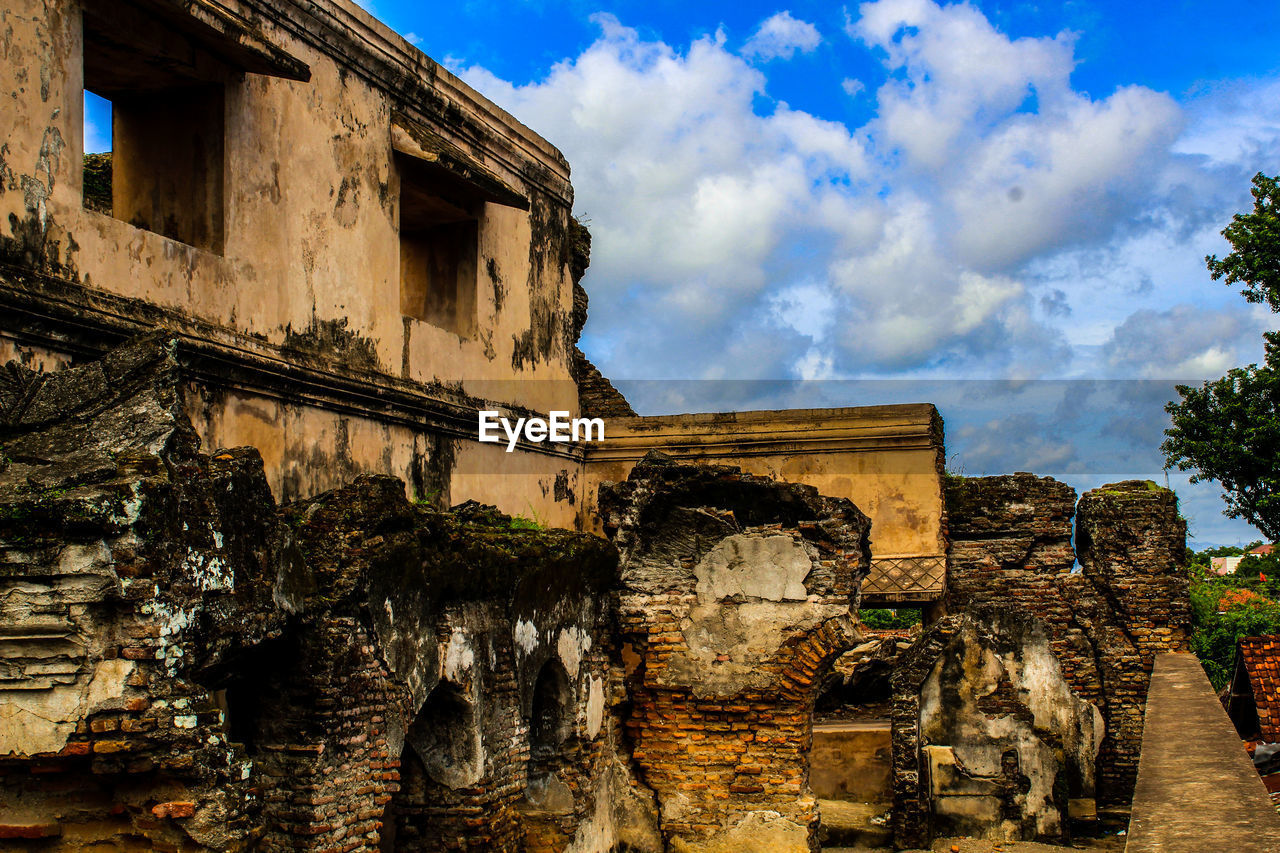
1126 653 1280 853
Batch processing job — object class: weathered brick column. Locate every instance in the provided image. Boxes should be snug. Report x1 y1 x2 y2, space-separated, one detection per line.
599 453 871 853
1074 481 1190 799
942 475 1189 809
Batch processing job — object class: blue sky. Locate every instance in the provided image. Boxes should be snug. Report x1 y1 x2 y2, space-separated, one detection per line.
98 1 1280 546
360 0 1280 546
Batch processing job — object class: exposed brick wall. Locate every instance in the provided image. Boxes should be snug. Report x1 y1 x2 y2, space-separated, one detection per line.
942 475 1189 808
600 454 871 852
253 619 402 852
572 348 637 419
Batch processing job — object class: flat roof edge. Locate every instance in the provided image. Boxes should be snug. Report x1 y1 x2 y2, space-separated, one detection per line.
612 402 942 424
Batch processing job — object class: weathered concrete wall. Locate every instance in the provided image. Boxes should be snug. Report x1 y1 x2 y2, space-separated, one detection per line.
599 453 871 853
584 405 947 603
943 474 1190 809
810 723 892 804
891 607 1103 847
0 337 634 852
0 0 591 525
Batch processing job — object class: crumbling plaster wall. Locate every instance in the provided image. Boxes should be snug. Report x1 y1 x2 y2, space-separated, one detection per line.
0 0 590 524
0 337 634 852
891 607 1103 847
599 453 872 853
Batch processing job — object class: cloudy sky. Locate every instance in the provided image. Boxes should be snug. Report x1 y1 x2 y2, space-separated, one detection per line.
327 2 1280 543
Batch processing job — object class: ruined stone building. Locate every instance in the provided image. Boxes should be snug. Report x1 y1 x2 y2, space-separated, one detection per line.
0 1 1194 851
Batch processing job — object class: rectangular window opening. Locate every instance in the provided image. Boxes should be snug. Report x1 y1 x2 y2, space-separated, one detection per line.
397 154 481 338
82 90 113 215
81 3 229 253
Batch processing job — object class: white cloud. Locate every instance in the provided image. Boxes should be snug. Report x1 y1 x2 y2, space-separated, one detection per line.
841 78 866 97
742 11 822 62
454 1 1280 388
1102 304 1269 378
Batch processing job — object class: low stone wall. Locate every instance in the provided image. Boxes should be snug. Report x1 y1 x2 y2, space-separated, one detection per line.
599 453 871 853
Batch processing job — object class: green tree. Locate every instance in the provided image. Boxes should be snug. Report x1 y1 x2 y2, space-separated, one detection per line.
1207 172 1280 311
1163 333 1280 540
859 608 922 629
1186 555 1280 689
1164 172 1280 539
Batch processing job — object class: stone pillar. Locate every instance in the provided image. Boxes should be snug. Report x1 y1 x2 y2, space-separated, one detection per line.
1075 481 1190 800
1076 481 1191 662
599 453 871 853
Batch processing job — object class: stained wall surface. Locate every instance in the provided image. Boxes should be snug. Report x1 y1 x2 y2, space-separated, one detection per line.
0 0 588 525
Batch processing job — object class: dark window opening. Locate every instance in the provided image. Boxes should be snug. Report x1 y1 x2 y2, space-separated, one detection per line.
522 660 576 815
406 680 482 788
397 153 481 338
529 660 573 762
81 2 230 252
199 636 299 757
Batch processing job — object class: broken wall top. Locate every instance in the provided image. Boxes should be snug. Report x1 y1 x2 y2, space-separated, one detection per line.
598 451 872 599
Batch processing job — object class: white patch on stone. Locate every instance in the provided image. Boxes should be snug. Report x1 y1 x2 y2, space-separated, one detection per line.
173 715 197 728
152 602 195 675
109 485 144 526
694 534 812 602
557 626 591 678
57 541 112 574
442 628 474 682
584 675 605 740
181 549 234 593
85 659 134 709
514 618 538 655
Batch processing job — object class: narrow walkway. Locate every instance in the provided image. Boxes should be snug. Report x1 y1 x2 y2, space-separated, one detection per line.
1126 653 1280 852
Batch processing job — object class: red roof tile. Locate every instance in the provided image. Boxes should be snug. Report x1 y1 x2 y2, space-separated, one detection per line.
1240 636 1280 741
1220 589 1271 611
